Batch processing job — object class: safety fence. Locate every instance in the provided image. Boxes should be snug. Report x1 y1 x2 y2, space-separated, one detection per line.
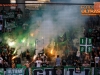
0 66 100 75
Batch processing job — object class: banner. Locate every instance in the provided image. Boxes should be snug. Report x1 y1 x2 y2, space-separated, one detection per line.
94 68 100 75
32 67 53 75
0 67 93 75
0 68 4 75
6 68 24 75
57 32 67 42
75 67 81 73
80 38 92 53
54 66 64 75
32 67 91 75
64 67 90 75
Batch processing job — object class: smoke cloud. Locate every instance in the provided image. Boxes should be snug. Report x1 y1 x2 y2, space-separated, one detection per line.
28 0 99 56
3 0 98 57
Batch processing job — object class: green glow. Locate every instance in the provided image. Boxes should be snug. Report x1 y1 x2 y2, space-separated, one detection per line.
21 38 26 43
33 42 35 47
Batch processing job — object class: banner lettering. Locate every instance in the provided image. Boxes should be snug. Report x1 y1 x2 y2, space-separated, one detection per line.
6 68 24 75
32 67 90 75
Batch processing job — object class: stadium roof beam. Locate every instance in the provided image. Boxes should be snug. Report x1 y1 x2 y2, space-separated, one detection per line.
1 2 94 5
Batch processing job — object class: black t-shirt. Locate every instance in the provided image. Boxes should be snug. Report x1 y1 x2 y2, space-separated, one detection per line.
91 60 95 67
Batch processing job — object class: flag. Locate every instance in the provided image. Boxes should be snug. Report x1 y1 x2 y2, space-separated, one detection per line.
36 39 44 50
57 32 67 42
62 32 67 42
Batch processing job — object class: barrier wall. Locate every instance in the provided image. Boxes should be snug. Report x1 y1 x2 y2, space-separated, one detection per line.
0 68 4 75
0 66 100 75
32 66 91 75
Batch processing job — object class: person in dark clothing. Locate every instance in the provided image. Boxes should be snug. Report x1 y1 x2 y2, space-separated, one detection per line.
24 61 32 75
2 60 9 71
26 50 30 61
42 61 47 67
91 58 95 67
73 60 77 66
8 52 12 67
61 58 66 66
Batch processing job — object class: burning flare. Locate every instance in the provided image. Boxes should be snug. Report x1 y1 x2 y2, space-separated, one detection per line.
12 55 18 60
50 49 53 54
33 55 37 61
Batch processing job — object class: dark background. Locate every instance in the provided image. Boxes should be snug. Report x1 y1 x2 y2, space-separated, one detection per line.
0 0 10 3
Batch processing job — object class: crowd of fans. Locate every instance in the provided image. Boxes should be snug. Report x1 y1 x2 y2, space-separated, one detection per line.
0 44 16 70
0 8 23 33
0 7 100 73
0 44 33 71
84 16 100 67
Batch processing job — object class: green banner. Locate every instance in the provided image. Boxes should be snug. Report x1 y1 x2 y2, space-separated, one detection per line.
80 38 92 53
6 68 24 75
0 68 4 75
0 67 93 75
80 46 85 52
94 68 100 75
87 46 92 53
80 38 86 45
87 38 92 45
32 66 91 75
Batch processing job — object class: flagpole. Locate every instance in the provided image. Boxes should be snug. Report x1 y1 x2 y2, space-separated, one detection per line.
35 39 37 55
35 39 36 50
57 43 58 54
42 37 44 54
